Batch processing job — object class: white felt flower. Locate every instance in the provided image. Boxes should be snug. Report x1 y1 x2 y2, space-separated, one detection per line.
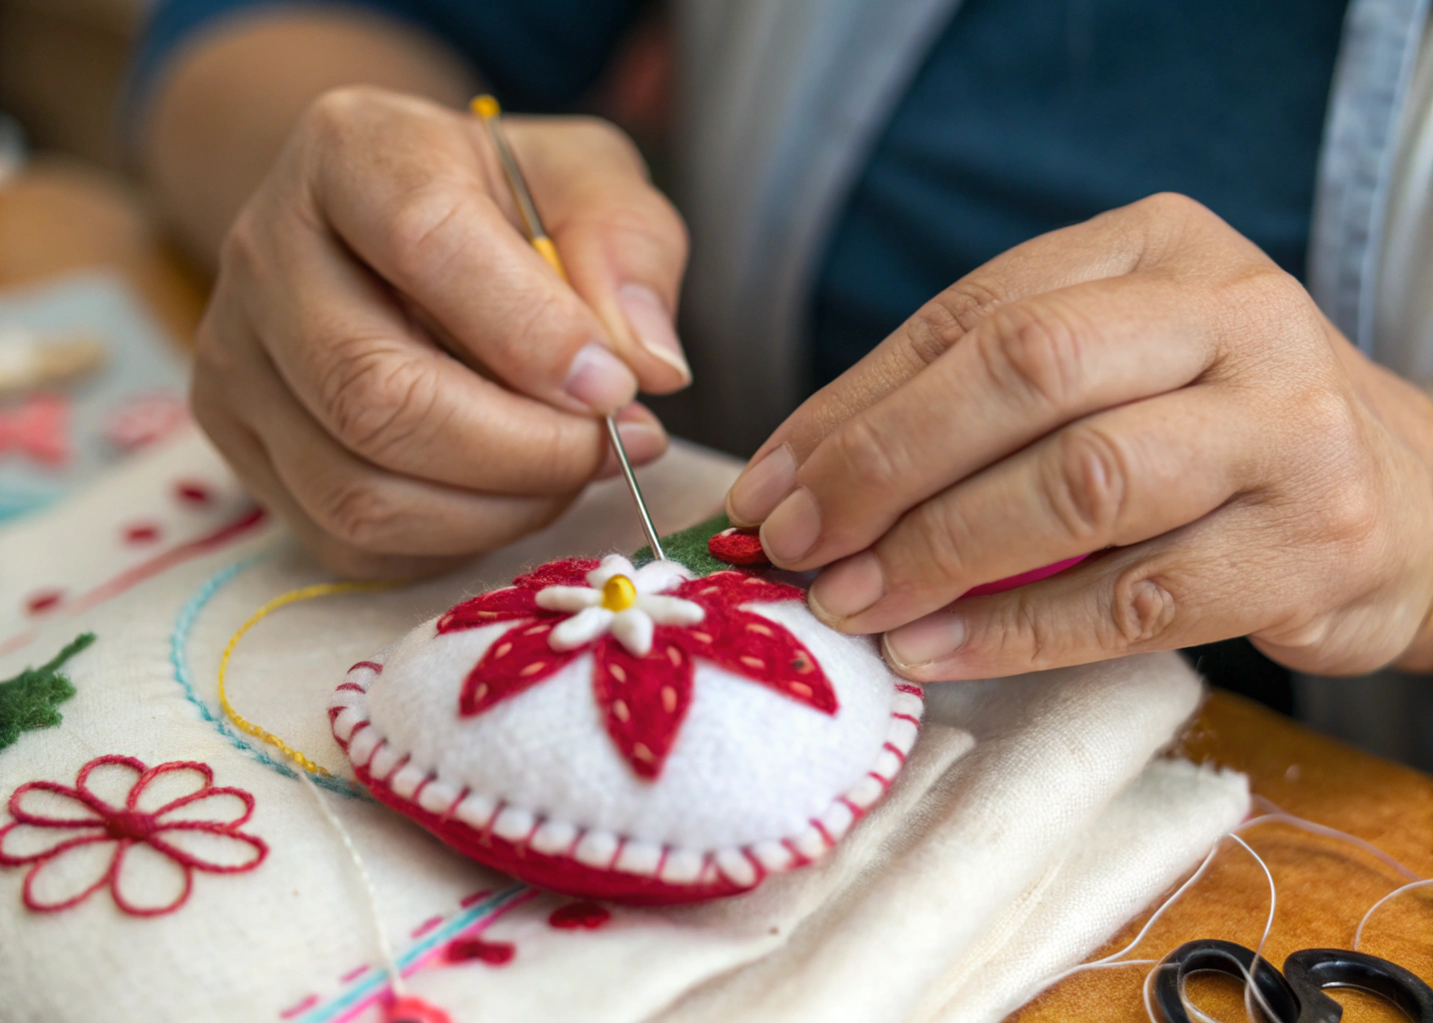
534 554 704 657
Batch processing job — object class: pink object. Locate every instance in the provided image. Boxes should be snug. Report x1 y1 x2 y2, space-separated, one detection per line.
0 394 69 466
960 555 1090 599
104 393 189 452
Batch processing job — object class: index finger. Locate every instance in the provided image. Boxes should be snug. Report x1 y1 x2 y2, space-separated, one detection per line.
725 193 1223 525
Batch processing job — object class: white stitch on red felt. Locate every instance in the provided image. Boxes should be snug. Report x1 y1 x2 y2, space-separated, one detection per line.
331 646 926 888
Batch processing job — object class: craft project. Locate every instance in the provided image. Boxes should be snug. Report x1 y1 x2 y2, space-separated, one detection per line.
330 519 923 904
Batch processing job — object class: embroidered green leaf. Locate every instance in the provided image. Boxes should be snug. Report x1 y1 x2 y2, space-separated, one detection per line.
0 633 95 751
632 513 732 576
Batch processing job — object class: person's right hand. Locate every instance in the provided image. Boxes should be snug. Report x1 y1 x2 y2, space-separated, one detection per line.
192 87 690 577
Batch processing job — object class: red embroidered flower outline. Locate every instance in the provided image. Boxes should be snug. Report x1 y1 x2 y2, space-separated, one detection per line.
438 557 837 779
0 755 268 916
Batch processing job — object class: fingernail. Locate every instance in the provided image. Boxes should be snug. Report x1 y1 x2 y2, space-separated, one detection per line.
565 342 638 412
809 551 884 620
618 284 690 383
884 612 967 669
760 487 821 563
727 444 797 525
615 418 665 460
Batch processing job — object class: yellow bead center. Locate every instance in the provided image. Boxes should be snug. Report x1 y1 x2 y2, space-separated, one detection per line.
601 574 638 612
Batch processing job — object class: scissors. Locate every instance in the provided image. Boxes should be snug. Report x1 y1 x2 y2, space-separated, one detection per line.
1150 939 1433 1022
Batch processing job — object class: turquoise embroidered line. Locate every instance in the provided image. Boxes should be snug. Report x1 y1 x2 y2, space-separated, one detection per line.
298 885 534 1023
170 555 367 799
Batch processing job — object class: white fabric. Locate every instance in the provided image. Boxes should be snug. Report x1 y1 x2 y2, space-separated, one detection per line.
356 584 916 855
0 430 1249 1023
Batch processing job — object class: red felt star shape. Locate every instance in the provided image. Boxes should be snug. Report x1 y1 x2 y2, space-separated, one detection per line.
437 559 837 779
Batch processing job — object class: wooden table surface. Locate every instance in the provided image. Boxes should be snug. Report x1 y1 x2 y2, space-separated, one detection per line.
4 161 1431 1023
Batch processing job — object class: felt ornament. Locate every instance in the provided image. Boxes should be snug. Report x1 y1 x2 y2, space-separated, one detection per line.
331 523 923 905
0 632 92 750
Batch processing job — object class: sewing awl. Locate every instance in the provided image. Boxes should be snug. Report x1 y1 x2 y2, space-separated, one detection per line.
470 95 667 562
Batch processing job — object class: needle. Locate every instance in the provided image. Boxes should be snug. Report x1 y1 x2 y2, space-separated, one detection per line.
470 95 667 562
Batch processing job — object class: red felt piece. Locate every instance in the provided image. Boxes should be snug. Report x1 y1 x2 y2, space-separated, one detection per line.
458 620 579 716
352 758 751 905
443 562 835 781
960 554 1090 598
446 937 516 965
708 526 771 566
0 754 268 916
593 637 695 779
548 901 611 930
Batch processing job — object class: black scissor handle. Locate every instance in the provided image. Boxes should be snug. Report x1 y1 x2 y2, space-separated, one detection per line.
1283 948 1433 1023
1152 940 1301 1023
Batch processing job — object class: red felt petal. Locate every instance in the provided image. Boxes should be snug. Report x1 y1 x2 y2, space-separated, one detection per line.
683 606 837 715
512 557 601 590
707 527 771 567
437 587 543 633
593 634 694 780
676 570 804 607
459 620 581 716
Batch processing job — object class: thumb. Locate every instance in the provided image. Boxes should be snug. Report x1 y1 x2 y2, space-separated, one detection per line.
509 117 692 394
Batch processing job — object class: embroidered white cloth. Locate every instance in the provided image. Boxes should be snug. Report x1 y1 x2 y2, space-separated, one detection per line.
0 428 1249 1023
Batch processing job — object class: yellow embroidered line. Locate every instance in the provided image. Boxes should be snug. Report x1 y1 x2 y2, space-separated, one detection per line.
219 580 397 776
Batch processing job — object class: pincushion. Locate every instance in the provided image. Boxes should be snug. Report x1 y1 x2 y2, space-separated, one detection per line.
329 545 922 904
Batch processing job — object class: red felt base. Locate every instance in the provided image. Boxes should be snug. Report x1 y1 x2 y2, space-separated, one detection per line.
352 761 752 906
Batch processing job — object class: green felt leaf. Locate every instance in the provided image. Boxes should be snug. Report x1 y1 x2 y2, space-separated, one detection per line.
633 513 732 576
0 632 95 751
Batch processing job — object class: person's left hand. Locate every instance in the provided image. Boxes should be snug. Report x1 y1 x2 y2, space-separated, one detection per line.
724 194 1433 680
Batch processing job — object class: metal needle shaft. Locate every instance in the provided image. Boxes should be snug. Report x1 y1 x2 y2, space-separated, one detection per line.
471 96 667 561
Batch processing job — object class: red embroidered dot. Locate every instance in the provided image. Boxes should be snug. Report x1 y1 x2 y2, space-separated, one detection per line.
708 527 770 566
174 480 213 506
445 937 515 966
122 522 161 545
24 589 64 615
548 901 611 930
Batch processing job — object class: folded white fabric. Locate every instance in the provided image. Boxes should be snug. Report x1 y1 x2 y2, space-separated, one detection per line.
0 430 1248 1023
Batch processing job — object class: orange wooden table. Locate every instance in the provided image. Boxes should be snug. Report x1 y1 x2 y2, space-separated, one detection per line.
4 161 1431 1023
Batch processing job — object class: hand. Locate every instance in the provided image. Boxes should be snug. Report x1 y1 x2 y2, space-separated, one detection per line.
193 87 690 576
726 194 1433 679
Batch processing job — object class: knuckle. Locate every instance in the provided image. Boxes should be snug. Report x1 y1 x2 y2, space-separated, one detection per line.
301 85 382 142
570 115 646 172
829 416 903 495
904 279 1004 367
1137 191 1213 227
1047 426 1129 542
320 344 443 461
1111 568 1179 646
980 302 1087 411
309 474 406 551
382 186 466 285
895 500 977 593
592 192 690 266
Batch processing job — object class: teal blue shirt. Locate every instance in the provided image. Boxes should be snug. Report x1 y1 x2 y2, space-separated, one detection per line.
134 0 1350 389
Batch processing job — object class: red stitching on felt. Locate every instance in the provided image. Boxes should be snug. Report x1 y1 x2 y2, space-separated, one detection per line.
444 561 836 780
340 963 370 982
381 753 410 786
892 712 920 726
867 771 892 792
883 741 908 765
359 739 383 772
478 801 505 843
810 818 835 848
781 838 810 868
411 776 431 805
655 845 670 878
411 915 444 938
741 848 769 888
446 936 515 966
280 994 319 1018
459 889 492 908
608 837 626 872
349 661 384 675
838 796 863 818
2 506 268 658
0 754 267 916
335 682 365 694
439 787 468 825
548 901 611 930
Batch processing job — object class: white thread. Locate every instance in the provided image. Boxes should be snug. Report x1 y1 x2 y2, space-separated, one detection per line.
1354 877 1433 951
295 769 407 998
